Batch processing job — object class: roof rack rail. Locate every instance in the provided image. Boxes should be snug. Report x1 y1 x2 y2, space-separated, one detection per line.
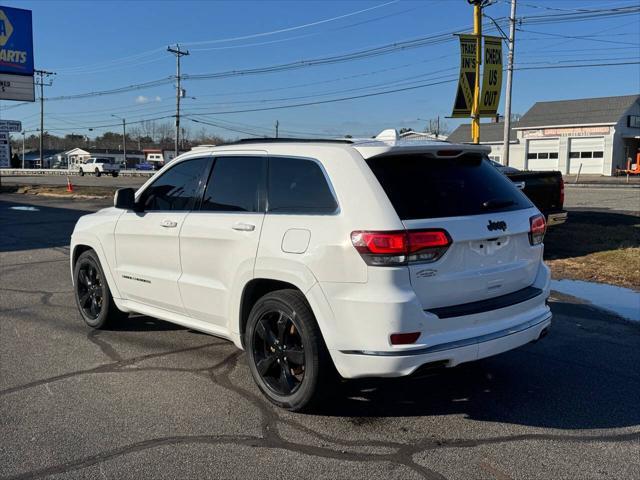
219 137 354 146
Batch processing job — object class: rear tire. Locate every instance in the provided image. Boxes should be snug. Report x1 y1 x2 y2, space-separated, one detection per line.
95 168 101 177
74 250 126 329
245 289 334 411
112 172 118 177
79 168 84 176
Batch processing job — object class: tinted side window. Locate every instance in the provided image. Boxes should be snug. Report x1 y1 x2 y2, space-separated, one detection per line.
268 157 337 214
201 156 266 212
140 158 209 211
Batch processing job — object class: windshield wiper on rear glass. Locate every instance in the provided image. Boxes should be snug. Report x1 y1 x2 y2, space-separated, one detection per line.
482 199 515 210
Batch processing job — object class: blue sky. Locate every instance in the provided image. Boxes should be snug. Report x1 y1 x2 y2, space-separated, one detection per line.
2 0 639 140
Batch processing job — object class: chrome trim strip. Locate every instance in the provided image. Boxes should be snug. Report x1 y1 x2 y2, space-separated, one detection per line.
339 312 552 357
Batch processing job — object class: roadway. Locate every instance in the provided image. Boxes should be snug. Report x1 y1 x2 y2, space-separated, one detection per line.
0 193 638 479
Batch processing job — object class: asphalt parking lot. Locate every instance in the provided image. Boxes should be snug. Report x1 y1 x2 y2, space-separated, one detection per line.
1 193 639 480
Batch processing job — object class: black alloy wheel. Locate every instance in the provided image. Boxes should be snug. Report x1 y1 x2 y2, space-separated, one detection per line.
252 310 306 396
76 260 104 320
245 289 335 411
74 250 126 328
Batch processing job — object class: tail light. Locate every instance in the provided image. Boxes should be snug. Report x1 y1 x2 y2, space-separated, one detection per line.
559 177 565 208
351 229 451 266
529 214 546 245
390 332 421 345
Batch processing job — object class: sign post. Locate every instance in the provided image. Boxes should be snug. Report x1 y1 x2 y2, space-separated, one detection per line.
471 2 482 144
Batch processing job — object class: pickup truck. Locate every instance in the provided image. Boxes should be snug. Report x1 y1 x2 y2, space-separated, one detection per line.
78 157 121 177
490 160 567 226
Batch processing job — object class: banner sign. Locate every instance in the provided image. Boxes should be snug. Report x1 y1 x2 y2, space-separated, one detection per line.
0 6 34 76
451 34 476 118
0 72 34 101
479 36 503 117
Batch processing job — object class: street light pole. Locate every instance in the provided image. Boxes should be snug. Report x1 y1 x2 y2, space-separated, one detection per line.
502 0 517 166
111 114 127 167
21 130 25 169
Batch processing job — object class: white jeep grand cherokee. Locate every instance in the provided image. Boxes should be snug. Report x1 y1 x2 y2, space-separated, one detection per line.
70 134 551 411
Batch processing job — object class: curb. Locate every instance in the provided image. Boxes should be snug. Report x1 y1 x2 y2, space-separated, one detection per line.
565 183 640 189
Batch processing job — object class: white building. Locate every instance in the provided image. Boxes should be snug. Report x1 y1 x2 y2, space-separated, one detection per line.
448 94 640 176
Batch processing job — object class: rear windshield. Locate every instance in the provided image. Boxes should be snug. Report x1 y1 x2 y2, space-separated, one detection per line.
366 153 533 220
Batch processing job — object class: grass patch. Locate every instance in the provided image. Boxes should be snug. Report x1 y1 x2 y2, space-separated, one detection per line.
544 211 640 290
15 185 117 198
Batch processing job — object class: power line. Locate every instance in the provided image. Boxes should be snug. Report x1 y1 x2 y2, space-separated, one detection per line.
517 27 640 46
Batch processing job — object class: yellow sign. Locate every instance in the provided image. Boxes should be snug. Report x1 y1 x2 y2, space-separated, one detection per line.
0 10 14 47
451 34 476 118
479 36 503 117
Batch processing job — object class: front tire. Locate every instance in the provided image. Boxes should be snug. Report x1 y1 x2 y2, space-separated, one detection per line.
112 172 118 177
78 168 84 176
95 168 101 177
74 250 126 329
245 289 333 411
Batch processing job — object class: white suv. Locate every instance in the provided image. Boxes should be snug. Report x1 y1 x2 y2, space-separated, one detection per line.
70 134 551 410
78 157 121 177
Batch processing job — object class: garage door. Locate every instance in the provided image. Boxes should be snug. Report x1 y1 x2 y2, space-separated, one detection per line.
569 137 605 174
527 139 559 170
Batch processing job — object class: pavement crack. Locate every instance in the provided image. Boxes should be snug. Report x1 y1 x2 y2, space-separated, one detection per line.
0 342 221 397
87 330 123 362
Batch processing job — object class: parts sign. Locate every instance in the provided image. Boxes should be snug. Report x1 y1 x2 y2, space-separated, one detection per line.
0 5 33 75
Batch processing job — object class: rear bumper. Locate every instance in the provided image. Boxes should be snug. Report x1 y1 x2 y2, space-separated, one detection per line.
333 311 550 378
546 210 567 226
315 263 551 379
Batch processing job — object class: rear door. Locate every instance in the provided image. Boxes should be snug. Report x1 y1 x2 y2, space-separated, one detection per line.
114 157 211 313
178 154 267 328
366 153 540 311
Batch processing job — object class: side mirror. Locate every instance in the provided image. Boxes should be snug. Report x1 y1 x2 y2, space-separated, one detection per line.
114 188 136 210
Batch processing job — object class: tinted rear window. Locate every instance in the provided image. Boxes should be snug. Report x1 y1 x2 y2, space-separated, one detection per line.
366 153 532 220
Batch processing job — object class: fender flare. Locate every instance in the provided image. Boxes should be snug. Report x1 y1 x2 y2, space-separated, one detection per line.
71 234 122 300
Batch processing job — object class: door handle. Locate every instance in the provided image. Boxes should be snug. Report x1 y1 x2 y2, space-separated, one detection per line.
232 222 256 232
160 219 178 228
513 181 526 190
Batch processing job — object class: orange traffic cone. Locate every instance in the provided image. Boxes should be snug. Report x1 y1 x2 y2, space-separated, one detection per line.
66 176 73 193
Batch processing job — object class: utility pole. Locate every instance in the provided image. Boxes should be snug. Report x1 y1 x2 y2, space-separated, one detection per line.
111 114 127 167
167 44 189 158
21 130 25 168
502 0 517 166
471 2 482 144
275 120 279 138
35 69 55 169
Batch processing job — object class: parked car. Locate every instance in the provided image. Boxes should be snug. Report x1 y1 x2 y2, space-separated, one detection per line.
70 136 551 411
78 157 120 177
489 160 567 226
136 162 155 171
